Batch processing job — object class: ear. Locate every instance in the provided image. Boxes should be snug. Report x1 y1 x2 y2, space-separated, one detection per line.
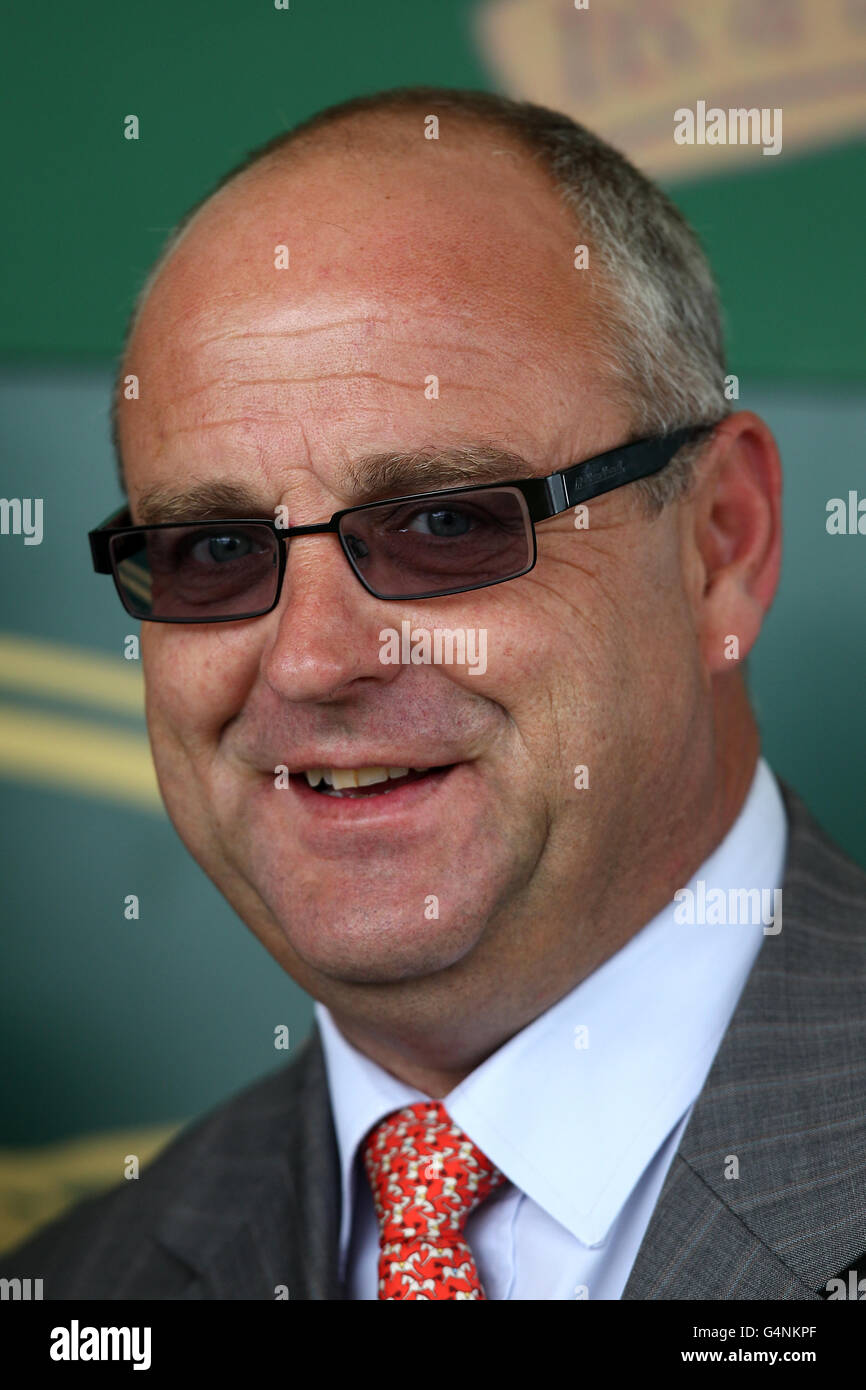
683 411 783 674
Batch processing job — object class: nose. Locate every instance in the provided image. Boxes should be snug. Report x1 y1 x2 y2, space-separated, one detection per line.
259 528 398 703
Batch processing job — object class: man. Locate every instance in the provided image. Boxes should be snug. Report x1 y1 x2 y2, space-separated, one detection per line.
3 86 864 1300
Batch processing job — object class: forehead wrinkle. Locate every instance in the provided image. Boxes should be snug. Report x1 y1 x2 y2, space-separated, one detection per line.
160 378 473 443
151 370 503 448
166 372 478 401
165 330 504 379
142 312 509 420
159 367 493 408
161 309 512 376
160 416 282 437
190 314 392 349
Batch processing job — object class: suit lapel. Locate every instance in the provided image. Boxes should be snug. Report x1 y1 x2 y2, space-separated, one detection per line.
625 780 866 1300
154 1026 344 1300
622 1156 819 1299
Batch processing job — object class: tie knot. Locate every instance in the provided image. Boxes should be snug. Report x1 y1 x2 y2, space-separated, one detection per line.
362 1100 506 1246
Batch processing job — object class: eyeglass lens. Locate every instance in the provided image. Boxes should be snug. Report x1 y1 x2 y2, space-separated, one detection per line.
110 523 281 620
338 487 533 600
108 487 534 619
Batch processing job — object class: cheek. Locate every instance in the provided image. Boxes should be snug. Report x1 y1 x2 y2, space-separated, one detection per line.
446 595 608 786
478 554 695 773
141 626 261 746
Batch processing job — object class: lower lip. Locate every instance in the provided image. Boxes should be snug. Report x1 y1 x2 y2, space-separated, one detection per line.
288 766 456 820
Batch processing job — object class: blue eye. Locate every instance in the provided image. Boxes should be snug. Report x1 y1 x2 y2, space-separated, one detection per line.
406 509 474 538
193 533 255 563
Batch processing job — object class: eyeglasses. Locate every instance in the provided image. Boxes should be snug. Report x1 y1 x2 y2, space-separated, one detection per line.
88 424 712 623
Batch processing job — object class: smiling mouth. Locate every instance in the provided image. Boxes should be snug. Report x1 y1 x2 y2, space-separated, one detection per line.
292 766 455 798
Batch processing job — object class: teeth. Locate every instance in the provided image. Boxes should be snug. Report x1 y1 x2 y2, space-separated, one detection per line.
302 765 415 791
356 767 389 786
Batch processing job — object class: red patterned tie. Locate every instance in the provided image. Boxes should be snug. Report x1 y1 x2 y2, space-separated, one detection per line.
362 1100 507 1300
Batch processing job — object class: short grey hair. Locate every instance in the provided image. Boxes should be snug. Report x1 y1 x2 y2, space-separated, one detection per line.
112 85 730 509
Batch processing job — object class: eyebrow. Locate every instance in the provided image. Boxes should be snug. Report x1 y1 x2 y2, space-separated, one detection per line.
134 444 537 523
346 445 535 500
135 481 269 525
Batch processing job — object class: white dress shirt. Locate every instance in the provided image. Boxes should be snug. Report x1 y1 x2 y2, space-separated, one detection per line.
314 756 787 1300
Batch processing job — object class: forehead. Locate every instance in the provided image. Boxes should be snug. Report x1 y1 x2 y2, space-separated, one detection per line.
138 125 596 329
120 124 624 505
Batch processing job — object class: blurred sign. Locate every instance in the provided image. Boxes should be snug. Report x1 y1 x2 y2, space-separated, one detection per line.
476 0 866 177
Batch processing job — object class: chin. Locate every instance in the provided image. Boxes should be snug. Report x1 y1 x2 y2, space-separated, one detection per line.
263 886 492 986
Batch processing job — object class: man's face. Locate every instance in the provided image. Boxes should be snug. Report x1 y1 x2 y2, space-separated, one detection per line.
120 127 715 1034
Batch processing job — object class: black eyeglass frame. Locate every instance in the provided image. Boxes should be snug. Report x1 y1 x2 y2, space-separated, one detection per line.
88 423 715 622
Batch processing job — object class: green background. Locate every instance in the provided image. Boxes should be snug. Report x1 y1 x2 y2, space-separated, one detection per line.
1 0 864 1143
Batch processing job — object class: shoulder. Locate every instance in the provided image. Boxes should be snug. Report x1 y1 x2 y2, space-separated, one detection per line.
0 1030 324 1298
777 777 866 957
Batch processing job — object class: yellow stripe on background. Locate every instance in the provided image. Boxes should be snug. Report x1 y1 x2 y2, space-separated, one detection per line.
0 706 161 811
0 633 144 716
0 1123 183 1254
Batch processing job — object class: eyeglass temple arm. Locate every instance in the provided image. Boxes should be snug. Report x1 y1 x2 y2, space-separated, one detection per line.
537 425 707 518
89 505 131 572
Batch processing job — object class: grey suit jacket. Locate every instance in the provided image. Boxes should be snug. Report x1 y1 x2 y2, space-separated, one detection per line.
2 780 865 1299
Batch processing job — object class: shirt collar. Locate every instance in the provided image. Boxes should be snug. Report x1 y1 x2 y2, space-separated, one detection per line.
315 757 787 1267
